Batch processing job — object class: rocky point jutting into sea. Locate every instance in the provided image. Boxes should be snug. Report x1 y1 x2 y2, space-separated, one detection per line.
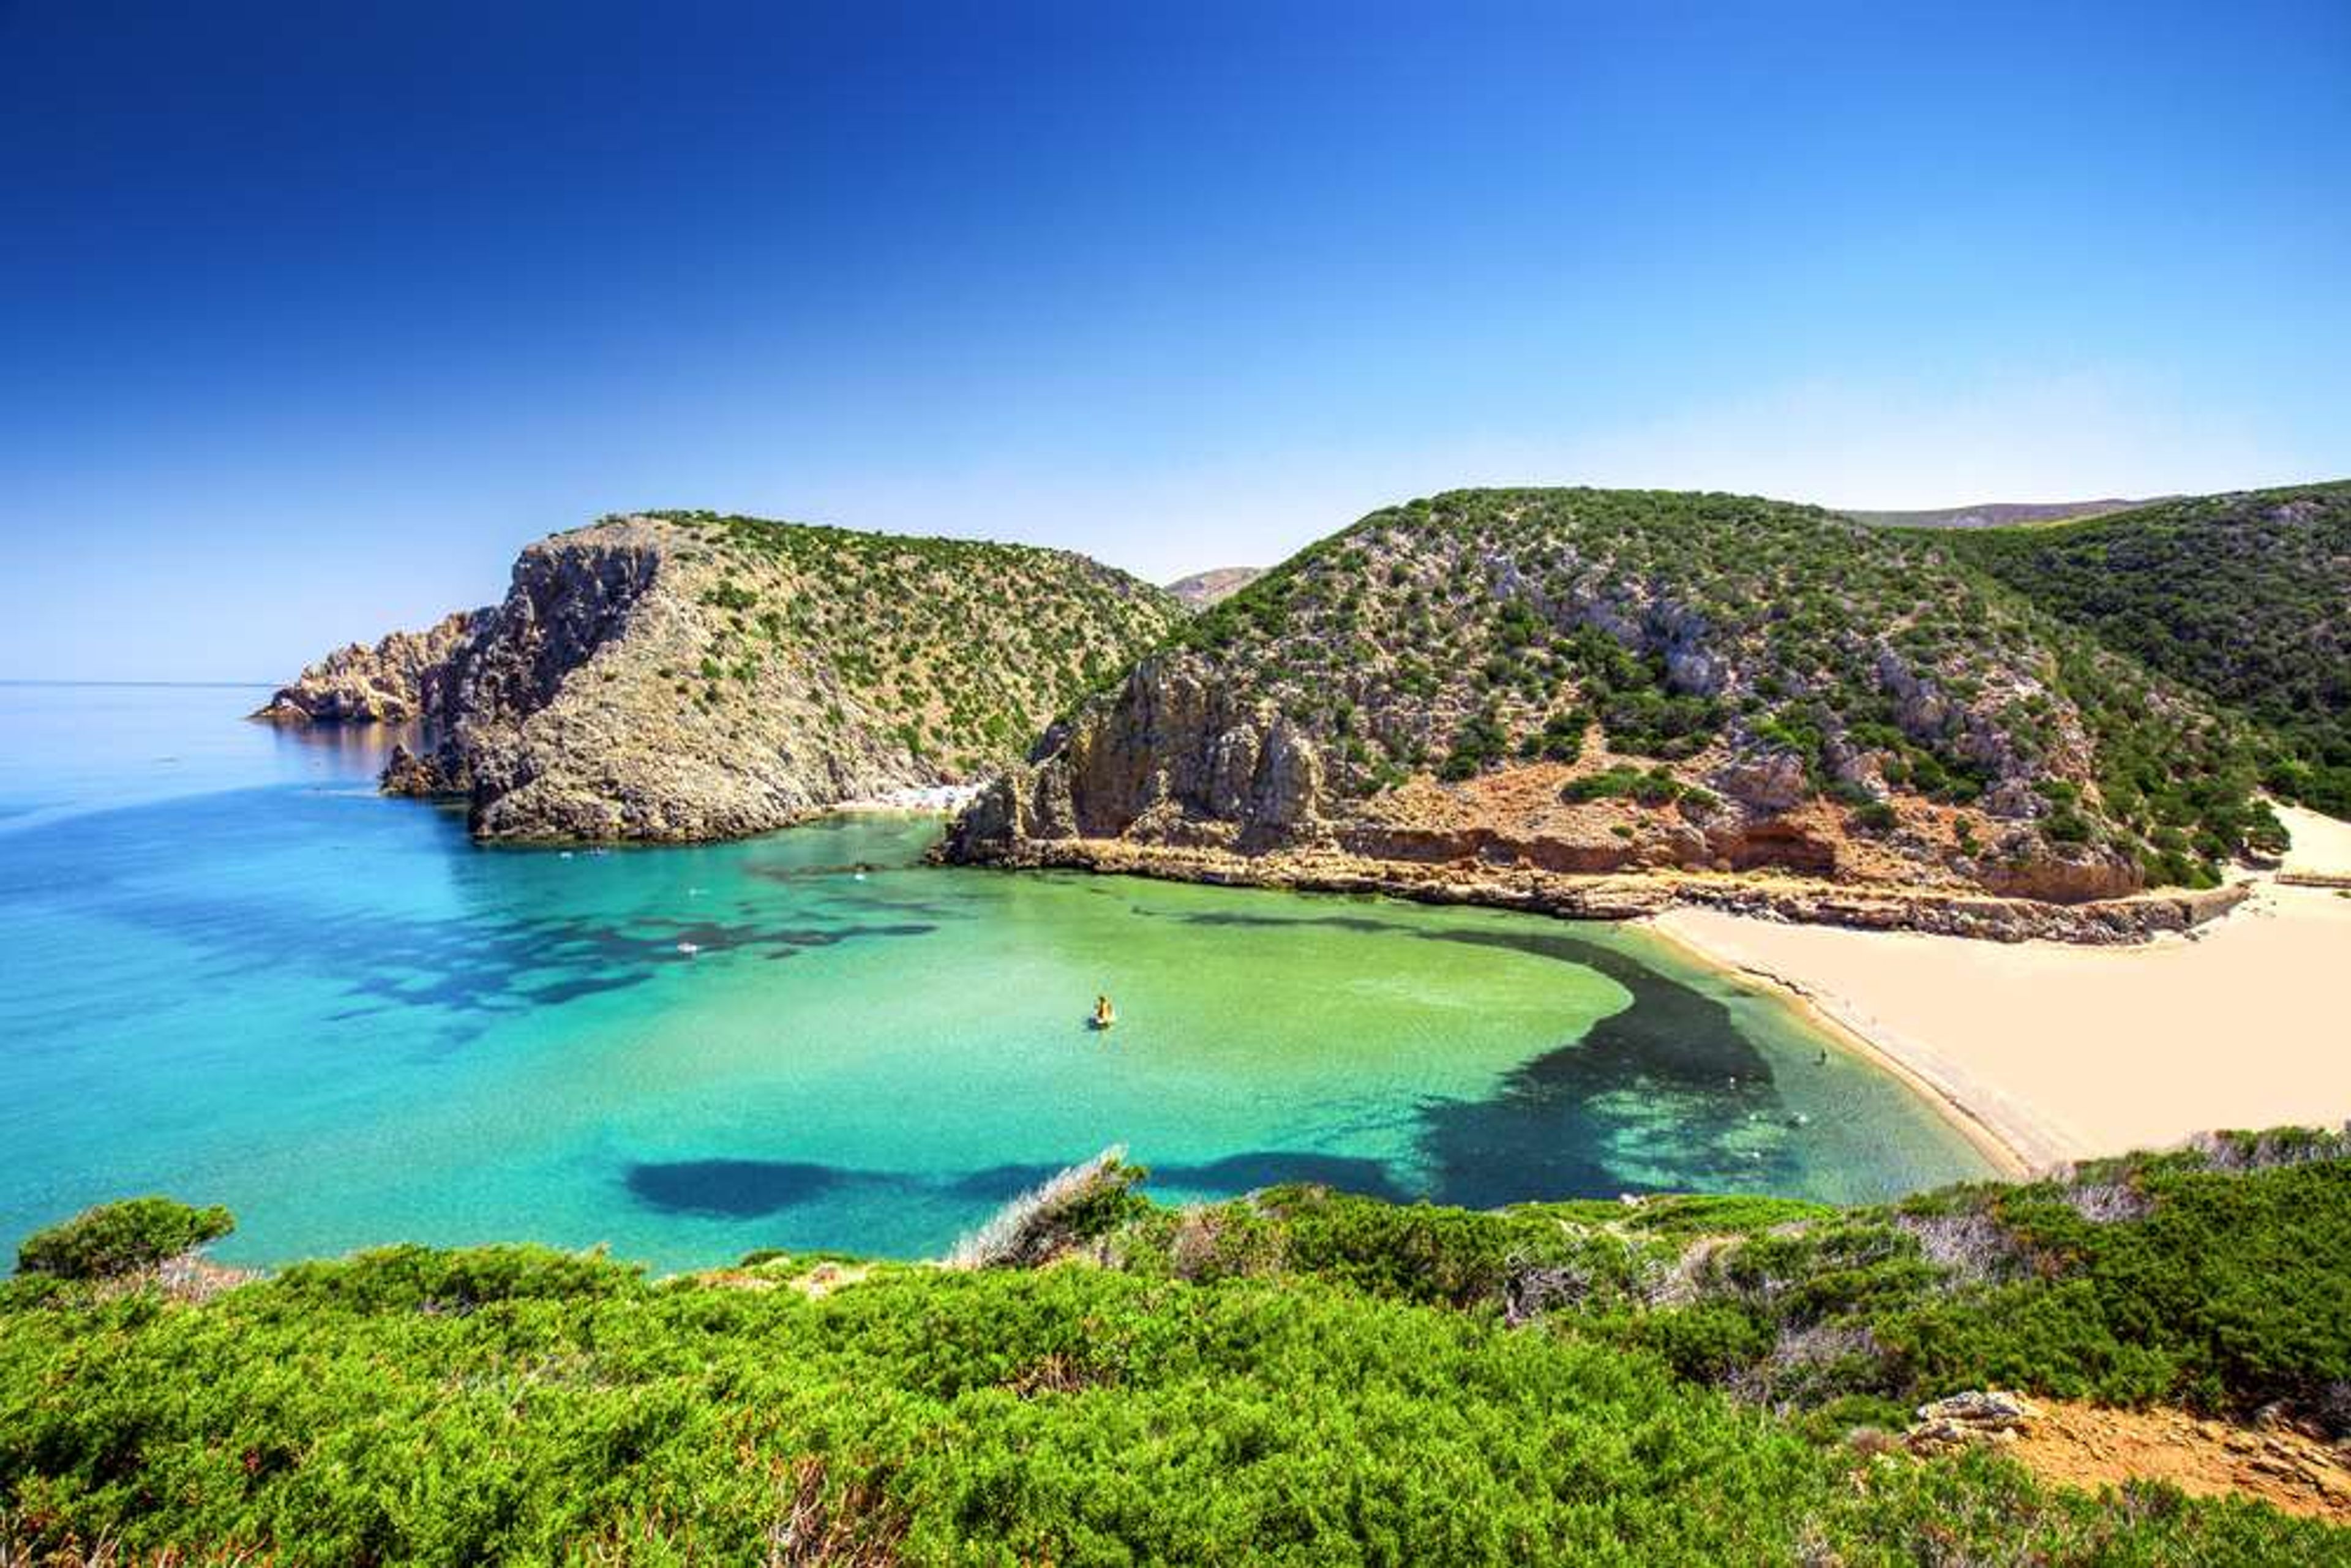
250 609 482 725
257 511 1182 841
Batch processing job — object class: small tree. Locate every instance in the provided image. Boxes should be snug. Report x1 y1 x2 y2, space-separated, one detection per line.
16 1196 235 1280
947 1149 1146 1269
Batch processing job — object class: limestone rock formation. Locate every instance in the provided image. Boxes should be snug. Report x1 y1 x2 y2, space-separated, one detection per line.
250 612 481 724
1907 1390 2041 1454
283 512 1180 842
949 487 2281 910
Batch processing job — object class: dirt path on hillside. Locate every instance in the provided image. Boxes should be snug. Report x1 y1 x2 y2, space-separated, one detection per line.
2009 1401 2351 1524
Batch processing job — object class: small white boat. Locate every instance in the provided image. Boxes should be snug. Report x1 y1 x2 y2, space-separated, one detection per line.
676 941 701 956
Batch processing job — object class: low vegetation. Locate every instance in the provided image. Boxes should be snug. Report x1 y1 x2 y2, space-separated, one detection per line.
1943 484 2351 818
14 1196 233 1282
6 1133 2349 1563
635 510 1181 780
1162 488 2281 888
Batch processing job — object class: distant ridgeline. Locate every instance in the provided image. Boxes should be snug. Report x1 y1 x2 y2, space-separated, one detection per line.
1838 497 2151 530
954 486 2295 898
260 512 1181 841
1163 566 1266 609
1938 484 2351 819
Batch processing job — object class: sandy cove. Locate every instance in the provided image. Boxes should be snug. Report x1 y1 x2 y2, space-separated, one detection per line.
952 804 2349 1177
1652 804 2351 1173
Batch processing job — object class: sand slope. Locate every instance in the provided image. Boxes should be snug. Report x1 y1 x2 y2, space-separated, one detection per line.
1654 805 2351 1169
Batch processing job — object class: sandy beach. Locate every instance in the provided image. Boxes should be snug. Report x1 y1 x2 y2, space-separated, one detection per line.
1652 805 2351 1173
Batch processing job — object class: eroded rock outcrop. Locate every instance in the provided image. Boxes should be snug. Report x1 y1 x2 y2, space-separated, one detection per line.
1907 1390 2041 1454
251 612 482 724
282 512 1180 842
948 487 2281 930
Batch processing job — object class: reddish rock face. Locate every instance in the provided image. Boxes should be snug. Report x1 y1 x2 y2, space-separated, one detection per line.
1975 847 2145 904
946 487 2211 914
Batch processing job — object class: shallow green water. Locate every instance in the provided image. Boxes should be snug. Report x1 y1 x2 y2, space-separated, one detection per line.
0 684 1989 1270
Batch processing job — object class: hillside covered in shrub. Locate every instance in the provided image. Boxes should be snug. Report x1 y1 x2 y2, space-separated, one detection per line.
957 488 2282 899
4 1133 2349 1564
1943 483 2351 817
351 511 1181 840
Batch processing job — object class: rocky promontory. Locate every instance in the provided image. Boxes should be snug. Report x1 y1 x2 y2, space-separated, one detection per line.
251 611 482 724
276 512 1180 842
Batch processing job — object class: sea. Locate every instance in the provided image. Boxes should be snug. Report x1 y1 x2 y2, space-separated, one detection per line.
0 681 1989 1271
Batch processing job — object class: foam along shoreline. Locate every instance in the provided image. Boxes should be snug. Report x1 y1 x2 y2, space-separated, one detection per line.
1649 804 2351 1174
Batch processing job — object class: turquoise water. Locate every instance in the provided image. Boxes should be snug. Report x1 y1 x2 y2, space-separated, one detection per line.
0 683 1990 1271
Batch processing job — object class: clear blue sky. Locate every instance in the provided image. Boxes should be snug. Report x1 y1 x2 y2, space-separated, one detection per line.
4 1 2347 680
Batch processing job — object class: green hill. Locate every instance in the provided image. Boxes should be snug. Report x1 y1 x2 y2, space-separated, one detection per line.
1941 483 2351 816
360 511 1183 840
958 488 2282 897
6 1135 2349 1562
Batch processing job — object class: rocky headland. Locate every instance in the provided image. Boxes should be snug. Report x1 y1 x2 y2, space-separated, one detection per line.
251 610 482 724
271 512 1181 841
263 486 2332 942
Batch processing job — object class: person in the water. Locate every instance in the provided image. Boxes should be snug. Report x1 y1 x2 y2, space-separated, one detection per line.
1092 994 1116 1030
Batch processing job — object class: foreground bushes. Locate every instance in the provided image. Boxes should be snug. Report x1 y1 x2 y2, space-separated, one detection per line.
1120 1135 2351 1436
4 1137 2349 1563
7 1257 2340 1564
0 1264 1825 1562
13 1196 233 1281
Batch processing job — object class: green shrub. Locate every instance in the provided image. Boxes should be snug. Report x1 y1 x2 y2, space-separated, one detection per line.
1564 764 1684 806
15 1196 234 1280
1439 708 1509 781
6 1149 2351 1562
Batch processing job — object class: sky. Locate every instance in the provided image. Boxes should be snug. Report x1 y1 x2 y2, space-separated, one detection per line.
2 1 2347 680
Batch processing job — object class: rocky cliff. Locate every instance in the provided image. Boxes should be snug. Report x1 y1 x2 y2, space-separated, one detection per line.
251 612 482 724
950 488 2282 904
291 512 1179 841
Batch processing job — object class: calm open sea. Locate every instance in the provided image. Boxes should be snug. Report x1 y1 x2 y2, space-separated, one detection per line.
0 682 1989 1270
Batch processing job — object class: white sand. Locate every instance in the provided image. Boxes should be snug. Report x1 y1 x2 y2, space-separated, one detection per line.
1652 804 2351 1172
833 782 987 812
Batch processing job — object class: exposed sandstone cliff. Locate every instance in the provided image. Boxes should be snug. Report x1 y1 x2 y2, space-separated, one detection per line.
313 512 1179 841
251 612 482 724
948 652 2141 913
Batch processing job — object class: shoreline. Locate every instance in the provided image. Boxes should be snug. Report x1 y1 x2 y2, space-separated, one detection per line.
942 833 2249 946
945 814 2351 1177
1638 802 2351 1174
1639 915 2050 1177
